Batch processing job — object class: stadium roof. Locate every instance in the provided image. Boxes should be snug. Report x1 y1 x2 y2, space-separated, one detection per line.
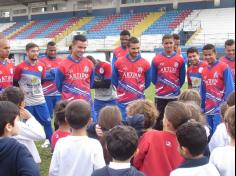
0 0 63 6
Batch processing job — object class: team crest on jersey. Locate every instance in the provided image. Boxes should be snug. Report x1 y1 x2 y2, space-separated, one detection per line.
160 62 165 66
199 67 204 73
99 68 104 74
84 66 89 73
214 72 219 79
138 67 143 73
38 66 43 72
174 62 179 68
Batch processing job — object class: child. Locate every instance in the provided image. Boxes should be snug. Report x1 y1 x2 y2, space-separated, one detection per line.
170 121 220 176
151 35 186 130
49 100 105 176
126 99 159 137
1 87 46 164
0 101 40 176
92 126 144 176
97 106 123 164
210 106 235 176
209 91 235 152
51 100 71 150
133 101 192 176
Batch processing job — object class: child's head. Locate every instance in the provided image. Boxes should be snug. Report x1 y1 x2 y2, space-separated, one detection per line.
98 106 122 132
164 101 192 131
54 100 69 126
227 91 235 107
0 87 24 107
178 89 201 107
184 101 205 125
0 101 20 137
127 100 159 129
65 100 91 130
176 120 208 159
106 125 138 162
225 106 235 140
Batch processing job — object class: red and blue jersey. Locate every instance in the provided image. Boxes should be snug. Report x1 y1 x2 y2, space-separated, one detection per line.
187 61 208 92
220 56 235 82
112 55 151 104
13 61 46 106
40 56 63 96
57 56 94 103
0 60 14 93
151 53 186 99
201 61 234 115
112 46 129 68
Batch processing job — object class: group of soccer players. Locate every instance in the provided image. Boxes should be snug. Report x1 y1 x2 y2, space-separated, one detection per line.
0 30 235 147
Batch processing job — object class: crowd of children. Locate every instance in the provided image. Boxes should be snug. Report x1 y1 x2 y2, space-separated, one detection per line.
0 30 235 176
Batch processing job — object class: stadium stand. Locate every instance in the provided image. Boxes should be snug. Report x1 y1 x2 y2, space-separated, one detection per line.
187 8 235 46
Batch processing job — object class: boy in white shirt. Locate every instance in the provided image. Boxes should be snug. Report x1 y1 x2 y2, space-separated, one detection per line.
170 120 220 176
49 100 105 176
210 106 235 176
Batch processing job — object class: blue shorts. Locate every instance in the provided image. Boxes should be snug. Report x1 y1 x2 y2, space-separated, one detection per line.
118 103 128 121
26 103 53 141
207 114 222 136
45 96 61 118
94 99 117 121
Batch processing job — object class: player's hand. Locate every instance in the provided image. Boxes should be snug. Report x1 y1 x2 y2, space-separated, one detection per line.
95 124 103 137
19 108 32 120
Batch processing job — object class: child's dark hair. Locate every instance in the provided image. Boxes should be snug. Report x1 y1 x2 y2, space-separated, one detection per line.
177 120 208 157
225 106 235 139
54 100 69 125
164 101 192 130
184 101 205 125
227 91 235 107
98 106 122 132
127 100 159 129
106 126 138 161
0 101 20 136
178 89 201 107
0 87 24 106
65 100 91 130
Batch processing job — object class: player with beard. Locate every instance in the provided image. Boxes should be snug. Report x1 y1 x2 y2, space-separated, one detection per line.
112 37 151 120
0 34 14 93
14 43 53 148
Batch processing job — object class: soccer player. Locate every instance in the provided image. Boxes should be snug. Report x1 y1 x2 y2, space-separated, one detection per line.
187 47 208 92
112 37 151 120
112 30 130 68
152 34 186 130
87 55 117 119
220 39 235 82
173 34 188 65
13 43 53 148
40 41 63 119
0 34 14 93
56 35 95 119
201 44 234 134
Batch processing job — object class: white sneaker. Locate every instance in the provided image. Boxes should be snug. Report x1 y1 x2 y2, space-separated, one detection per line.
41 139 50 148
